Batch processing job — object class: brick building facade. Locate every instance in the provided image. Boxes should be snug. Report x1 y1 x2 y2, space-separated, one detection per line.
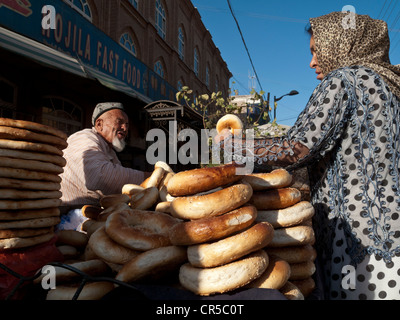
0 0 231 170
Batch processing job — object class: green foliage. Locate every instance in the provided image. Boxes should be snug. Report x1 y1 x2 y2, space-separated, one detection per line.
175 85 270 132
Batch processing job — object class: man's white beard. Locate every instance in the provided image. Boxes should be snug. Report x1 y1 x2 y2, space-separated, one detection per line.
112 136 126 152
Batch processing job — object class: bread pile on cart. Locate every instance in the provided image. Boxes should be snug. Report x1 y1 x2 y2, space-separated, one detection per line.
0 116 317 300
41 161 316 300
0 118 67 251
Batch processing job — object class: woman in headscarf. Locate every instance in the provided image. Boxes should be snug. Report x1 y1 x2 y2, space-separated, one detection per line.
237 12 400 300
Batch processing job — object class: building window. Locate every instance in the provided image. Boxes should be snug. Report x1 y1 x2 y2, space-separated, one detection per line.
206 65 210 88
178 27 185 61
119 33 137 57
41 96 83 136
194 48 199 77
128 0 138 9
177 79 183 91
215 76 219 93
155 0 166 40
63 0 92 22
154 60 165 79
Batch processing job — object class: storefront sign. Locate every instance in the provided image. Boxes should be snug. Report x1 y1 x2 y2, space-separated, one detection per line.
0 0 176 101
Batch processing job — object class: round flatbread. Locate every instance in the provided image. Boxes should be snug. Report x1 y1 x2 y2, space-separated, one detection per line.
0 118 67 140
0 148 66 167
0 226 53 239
0 216 60 229
0 139 63 156
0 167 61 183
0 178 61 191
0 232 55 249
0 207 60 220
0 189 62 200
0 198 61 210
0 126 68 149
0 156 63 174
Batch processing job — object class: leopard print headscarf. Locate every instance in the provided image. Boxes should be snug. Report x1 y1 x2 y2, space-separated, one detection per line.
310 12 400 98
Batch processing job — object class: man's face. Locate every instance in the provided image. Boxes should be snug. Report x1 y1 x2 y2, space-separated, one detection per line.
96 109 129 151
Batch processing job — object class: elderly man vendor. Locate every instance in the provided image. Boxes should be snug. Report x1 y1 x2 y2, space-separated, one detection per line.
58 102 147 230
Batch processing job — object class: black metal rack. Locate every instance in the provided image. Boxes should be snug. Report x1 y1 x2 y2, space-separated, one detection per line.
0 261 146 300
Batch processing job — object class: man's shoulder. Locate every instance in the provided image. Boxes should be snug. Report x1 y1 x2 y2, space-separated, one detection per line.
67 128 103 147
68 128 97 140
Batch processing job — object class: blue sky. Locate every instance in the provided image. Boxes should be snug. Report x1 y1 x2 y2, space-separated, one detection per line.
191 0 400 126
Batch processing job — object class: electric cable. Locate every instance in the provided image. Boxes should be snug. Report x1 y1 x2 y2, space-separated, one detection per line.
226 0 264 94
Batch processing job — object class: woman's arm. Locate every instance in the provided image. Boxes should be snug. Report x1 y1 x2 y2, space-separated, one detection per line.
253 138 310 166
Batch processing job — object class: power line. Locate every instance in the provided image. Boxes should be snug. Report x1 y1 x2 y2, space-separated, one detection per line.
389 9 400 31
389 9 400 53
378 0 388 19
381 0 394 20
391 37 400 53
226 0 264 94
387 1 399 22
388 8 400 46
232 76 251 94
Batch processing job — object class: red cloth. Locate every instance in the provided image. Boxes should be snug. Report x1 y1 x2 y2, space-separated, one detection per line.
0 236 64 300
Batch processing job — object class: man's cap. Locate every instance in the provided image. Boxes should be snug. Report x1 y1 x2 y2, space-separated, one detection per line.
92 102 125 126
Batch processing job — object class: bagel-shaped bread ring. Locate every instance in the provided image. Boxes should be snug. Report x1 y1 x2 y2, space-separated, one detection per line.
242 168 293 191
299 219 313 227
145 167 166 188
56 245 79 259
85 220 105 237
266 244 317 264
81 204 103 219
179 250 268 296
170 182 253 220
159 186 176 202
88 226 141 264
256 201 315 228
268 225 315 247
289 260 316 281
115 245 187 284
216 114 243 136
140 176 150 188
80 218 93 232
130 187 159 210
249 187 301 210
159 171 174 189
155 161 174 174
246 254 291 290
158 172 174 201
291 277 316 298
187 222 274 268
33 259 109 284
280 281 305 300
56 229 88 248
169 205 257 246
122 184 144 196
96 203 131 222
104 261 123 273
155 201 171 213
105 209 182 251
167 163 243 197
100 194 130 208
83 243 98 260
46 281 115 300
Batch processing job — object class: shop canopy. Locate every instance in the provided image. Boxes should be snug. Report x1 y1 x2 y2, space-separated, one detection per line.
144 100 204 134
0 26 152 104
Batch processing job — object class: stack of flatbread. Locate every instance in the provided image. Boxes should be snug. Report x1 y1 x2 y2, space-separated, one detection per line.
0 118 68 250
